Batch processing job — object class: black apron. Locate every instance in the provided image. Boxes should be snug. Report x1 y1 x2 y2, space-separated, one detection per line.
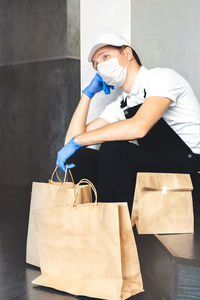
120 91 200 172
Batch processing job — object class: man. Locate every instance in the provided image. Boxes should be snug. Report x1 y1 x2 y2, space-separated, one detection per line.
56 32 200 218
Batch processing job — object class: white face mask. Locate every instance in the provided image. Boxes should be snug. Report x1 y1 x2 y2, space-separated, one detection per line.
97 52 129 88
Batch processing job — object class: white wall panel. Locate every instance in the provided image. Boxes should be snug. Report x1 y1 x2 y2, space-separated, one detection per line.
131 0 200 102
80 0 131 124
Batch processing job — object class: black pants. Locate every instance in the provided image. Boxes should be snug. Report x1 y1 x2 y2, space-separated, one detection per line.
68 105 200 231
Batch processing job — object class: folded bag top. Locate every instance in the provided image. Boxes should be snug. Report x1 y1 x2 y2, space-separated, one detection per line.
131 172 194 234
138 172 193 192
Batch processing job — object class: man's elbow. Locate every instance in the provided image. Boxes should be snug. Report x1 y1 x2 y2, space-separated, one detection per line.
133 122 150 139
137 128 147 139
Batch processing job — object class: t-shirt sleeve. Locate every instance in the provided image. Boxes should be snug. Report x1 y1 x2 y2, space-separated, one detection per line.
147 68 184 106
99 97 125 123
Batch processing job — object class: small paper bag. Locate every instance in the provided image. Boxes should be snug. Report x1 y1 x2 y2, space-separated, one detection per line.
26 167 92 267
131 172 194 234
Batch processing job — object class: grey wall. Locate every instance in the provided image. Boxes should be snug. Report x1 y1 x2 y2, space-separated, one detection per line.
67 0 80 58
0 0 68 65
131 0 200 100
0 59 80 186
0 0 80 187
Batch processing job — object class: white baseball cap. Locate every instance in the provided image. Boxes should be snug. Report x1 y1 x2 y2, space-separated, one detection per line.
88 32 132 62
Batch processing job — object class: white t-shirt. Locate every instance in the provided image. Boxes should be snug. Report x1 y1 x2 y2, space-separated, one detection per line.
99 66 200 154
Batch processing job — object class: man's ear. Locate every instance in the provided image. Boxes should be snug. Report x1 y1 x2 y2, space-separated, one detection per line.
126 47 133 60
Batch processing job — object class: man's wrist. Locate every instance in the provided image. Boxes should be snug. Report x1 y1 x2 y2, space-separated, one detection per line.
81 92 92 100
73 135 81 145
82 89 94 99
74 134 85 146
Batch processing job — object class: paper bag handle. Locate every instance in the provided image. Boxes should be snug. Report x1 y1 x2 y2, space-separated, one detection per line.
51 165 74 184
74 178 98 206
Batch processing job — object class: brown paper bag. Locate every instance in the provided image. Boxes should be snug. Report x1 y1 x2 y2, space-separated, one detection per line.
131 172 194 234
26 167 92 267
32 179 144 300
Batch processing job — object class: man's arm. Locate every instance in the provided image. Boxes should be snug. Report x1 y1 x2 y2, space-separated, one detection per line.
64 93 109 144
57 96 172 172
64 74 113 145
74 96 172 145
64 93 90 145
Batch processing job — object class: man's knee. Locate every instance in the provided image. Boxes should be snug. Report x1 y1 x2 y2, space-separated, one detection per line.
99 141 130 162
68 147 98 164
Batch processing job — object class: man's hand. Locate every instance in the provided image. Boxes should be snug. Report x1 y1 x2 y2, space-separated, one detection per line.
82 73 114 99
56 137 83 172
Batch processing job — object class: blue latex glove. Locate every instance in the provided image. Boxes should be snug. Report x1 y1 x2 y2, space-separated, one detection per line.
82 73 114 98
56 137 83 172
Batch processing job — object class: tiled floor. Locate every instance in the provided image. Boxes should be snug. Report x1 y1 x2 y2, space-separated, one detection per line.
0 185 152 300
